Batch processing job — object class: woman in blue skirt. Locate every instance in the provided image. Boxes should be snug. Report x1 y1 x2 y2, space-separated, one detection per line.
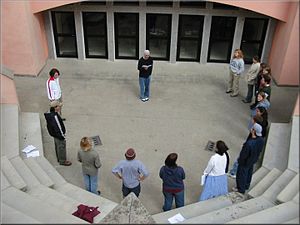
199 140 229 201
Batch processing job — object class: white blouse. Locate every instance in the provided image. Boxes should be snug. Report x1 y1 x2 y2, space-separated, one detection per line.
203 153 227 176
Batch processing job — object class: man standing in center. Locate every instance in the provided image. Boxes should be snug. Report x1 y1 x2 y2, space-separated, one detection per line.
137 50 153 102
112 148 149 198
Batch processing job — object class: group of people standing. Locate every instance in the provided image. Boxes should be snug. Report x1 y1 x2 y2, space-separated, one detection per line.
43 48 273 212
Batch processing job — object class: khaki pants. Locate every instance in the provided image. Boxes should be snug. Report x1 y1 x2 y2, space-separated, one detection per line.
227 70 240 95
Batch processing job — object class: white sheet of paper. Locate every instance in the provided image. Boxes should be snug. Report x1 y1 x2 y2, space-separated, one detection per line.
22 145 37 153
25 150 40 158
167 213 185 224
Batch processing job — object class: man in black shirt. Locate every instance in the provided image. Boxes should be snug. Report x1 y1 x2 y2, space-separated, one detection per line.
137 50 153 102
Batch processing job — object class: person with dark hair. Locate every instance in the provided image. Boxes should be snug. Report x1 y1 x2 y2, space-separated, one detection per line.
256 106 269 138
233 123 265 194
259 74 272 101
254 63 268 96
78 137 102 195
112 148 149 198
159 153 185 211
199 140 229 201
242 56 260 103
46 68 65 120
44 100 71 166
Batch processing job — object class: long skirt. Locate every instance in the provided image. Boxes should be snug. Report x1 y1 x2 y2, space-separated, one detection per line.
199 174 228 201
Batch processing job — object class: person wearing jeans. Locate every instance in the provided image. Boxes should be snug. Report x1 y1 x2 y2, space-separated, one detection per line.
137 50 153 102
78 137 102 195
159 153 185 211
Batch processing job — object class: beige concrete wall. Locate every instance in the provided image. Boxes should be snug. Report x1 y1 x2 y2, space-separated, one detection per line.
0 75 19 106
1 1 47 76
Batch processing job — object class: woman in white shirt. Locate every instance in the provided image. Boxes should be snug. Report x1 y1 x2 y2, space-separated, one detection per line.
199 140 229 201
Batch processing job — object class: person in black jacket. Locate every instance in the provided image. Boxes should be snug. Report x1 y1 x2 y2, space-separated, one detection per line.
137 50 153 102
44 100 72 166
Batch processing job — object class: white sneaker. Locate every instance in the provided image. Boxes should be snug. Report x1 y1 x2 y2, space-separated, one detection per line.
232 187 238 192
145 97 149 101
228 173 236 178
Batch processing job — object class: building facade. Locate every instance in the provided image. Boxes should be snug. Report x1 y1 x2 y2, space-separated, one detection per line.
1 0 299 86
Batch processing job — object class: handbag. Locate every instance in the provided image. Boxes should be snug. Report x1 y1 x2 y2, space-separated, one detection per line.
72 204 100 223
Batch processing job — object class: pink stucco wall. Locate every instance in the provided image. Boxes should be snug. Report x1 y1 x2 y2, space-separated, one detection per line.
2 1 47 76
0 75 19 105
269 3 299 86
30 0 82 13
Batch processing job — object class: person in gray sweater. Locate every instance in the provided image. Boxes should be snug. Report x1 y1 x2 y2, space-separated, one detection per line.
78 137 102 195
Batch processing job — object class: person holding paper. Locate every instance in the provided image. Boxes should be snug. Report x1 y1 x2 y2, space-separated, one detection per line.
199 140 229 201
159 153 185 211
137 50 153 102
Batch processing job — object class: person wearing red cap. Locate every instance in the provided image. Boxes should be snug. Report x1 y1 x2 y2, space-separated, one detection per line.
112 148 149 198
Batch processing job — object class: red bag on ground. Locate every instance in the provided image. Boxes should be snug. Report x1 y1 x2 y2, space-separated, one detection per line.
72 204 100 223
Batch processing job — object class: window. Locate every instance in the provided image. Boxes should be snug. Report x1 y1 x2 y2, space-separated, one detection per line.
241 18 268 63
52 12 78 57
213 3 239 10
180 1 206 8
177 15 204 61
114 13 139 59
207 16 236 62
146 1 173 7
113 1 139 6
82 12 108 58
146 14 172 60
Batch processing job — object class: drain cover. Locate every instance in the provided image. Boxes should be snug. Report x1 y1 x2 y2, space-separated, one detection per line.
90 135 102 146
205 140 215 151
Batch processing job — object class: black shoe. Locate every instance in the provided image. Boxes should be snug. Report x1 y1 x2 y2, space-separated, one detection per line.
97 190 101 195
61 118 66 121
226 90 232 94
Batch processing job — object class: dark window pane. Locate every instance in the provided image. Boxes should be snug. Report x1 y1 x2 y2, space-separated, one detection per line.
178 40 199 59
83 13 106 35
58 37 77 56
149 39 168 58
242 19 267 41
148 15 170 38
80 1 106 5
210 16 236 39
180 1 206 8
179 16 203 38
115 14 137 36
113 1 139 6
213 3 238 10
146 1 173 7
241 43 260 62
117 38 137 57
55 13 76 34
86 37 106 56
209 41 230 61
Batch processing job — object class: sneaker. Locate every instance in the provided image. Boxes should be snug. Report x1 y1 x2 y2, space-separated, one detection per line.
228 173 236 179
226 90 232 94
97 190 101 195
230 94 238 97
232 187 239 192
242 99 251 103
145 97 149 101
60 160 72 166
141 98 146 102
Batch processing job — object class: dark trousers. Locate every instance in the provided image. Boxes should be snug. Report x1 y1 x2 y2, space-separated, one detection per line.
122 183 141 198
245 84 254 102
54 138 66 164
236 165 254 193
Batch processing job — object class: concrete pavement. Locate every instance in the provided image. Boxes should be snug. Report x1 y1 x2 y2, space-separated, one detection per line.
14 58 299 214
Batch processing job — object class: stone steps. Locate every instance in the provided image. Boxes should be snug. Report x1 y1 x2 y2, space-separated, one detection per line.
228 200 299 224
2 186 87 223
287 116 299 173
248 167 282 198
1 156 27 191
276 173 299 204
262 123 291 171
152 195 233 223
1 170 11 191
262 169 297 203
20 112 44 157
1 202 41 224
183 196 274 224
248 166 270 191
282 217 299 224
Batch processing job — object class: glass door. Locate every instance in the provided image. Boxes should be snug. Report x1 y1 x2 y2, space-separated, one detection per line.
241 18 268 64
52 12 78 57
177 15 204 61
146 14 172 60
114 13 139 59
82 12 107 58
207 16 236 63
